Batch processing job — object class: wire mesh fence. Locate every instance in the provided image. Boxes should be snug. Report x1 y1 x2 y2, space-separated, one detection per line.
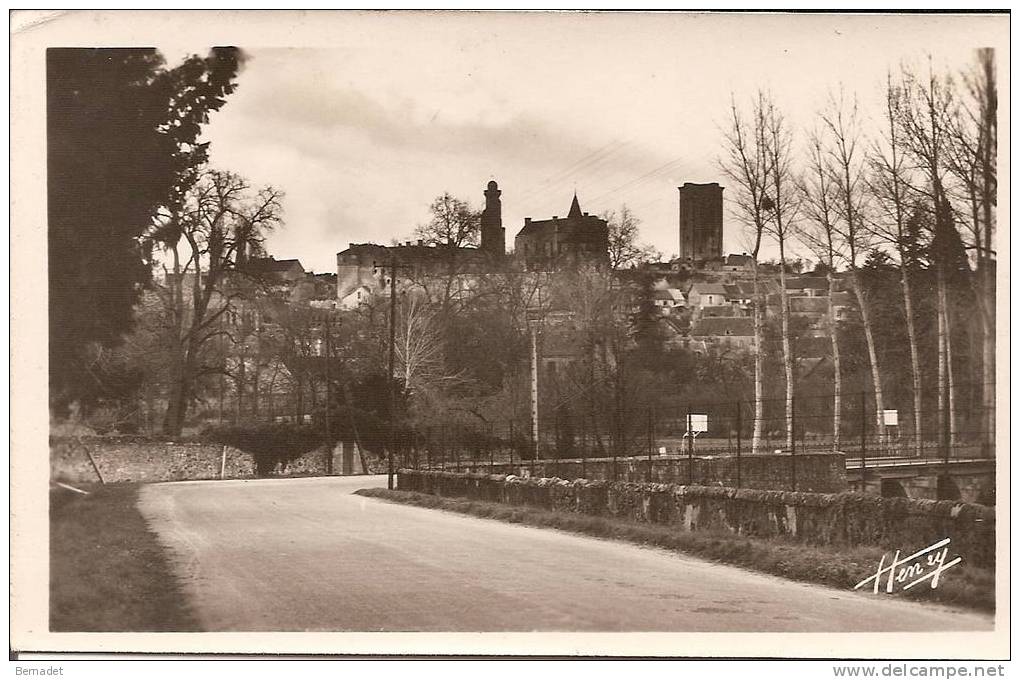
394 381 995 488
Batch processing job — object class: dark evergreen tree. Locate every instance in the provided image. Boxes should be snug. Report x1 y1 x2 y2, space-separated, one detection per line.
48 47 243 415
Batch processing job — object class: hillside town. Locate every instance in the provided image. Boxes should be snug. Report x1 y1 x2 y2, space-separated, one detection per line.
33 15 1001 648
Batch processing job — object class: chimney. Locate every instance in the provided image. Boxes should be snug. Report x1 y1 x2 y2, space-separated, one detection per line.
417 239 424 246
553 216 558 220
525 217 531 224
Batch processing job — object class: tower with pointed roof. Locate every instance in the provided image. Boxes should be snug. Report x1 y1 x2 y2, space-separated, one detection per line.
514 192 609 270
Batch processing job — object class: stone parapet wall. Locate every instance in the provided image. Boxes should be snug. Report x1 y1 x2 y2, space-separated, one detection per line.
452 451 847 494
397 469 994 567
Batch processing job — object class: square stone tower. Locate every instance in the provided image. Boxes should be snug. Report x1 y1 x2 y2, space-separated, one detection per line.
678 182 724 261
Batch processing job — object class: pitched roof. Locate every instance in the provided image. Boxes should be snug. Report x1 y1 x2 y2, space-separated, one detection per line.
651 289 675 300
691 317 754 337
701 305 740 318
245 257 305 274
689 282 728 295
725 253 754 266
786 276 827 290
568 193 583 218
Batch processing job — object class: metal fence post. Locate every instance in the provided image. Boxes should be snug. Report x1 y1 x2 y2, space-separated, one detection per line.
509 419 515 472
735 400 742 488
687 407 693 486
646 408 654 483
860 391 867 494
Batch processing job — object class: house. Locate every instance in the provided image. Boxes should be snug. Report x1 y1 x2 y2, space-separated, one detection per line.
831 290 855 321
722 253 755 272
689 316 755 350
723 282 755 306
650 288 686 315
790 296 829 316
687 282 728 308
700 304 743 318
515 193 609 270
785 276 828 297
242 257 307 284
339 284 373 310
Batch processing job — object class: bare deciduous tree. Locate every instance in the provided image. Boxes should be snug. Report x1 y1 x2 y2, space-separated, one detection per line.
603 205 661 270
798 132 844 451
414 193 480 248
719 91 772 454
147 168 283 436
868 75 925 457
820 89 888 445
896 60 960 447
762 94 799 452
944 48 997 451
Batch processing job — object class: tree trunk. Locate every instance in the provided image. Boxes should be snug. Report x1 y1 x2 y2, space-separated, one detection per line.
900 263 923 457
252 357 261 420
982 305 995 453
162 343 196 437
937 266 948 456
778 247 794 451
827 271 842 451
943 286 958 445
852 272 886 447
235 351 245 423
751 263 764 454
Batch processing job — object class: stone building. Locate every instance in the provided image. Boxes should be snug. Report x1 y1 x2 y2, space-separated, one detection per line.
334 181 508 309
677 182 724 262
514 193 609 271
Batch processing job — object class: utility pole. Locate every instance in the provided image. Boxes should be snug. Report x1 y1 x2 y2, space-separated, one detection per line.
374 252 409 490
530 322 539 462
324 312 333 476
387 252 398 490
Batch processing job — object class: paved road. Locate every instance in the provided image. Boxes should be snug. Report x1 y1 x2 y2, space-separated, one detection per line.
138 476 993 632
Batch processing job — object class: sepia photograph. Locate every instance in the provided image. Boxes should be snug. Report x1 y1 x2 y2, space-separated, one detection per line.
9 9 1010 663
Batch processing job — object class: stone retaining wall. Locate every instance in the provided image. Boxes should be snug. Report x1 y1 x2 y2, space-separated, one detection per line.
51 436 256 483
49 436 377 483
397 469 995 567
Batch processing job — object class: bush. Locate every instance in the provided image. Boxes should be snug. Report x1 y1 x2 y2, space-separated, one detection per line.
203 423 326 476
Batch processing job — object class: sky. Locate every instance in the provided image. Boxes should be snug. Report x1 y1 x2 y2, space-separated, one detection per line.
186 12 1006 274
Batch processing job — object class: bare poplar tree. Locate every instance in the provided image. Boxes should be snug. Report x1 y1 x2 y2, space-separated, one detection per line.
944 48 997 452
762 95 799 452
896 60 960 448
720 91 772 454
821 89 887 446
868 75 925 457
798 132 844 451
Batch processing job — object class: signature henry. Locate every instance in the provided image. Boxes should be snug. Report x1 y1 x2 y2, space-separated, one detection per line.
853 538 962 594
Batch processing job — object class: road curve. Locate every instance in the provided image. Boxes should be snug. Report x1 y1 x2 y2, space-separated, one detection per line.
138 475 993 632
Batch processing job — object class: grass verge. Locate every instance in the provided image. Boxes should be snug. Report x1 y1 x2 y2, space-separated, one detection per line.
356 488 994 614
50 483 201 631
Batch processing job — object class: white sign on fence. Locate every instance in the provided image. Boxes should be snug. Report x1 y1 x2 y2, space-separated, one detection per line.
883 409 899 426
689 414 708 433
658 446 667 454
